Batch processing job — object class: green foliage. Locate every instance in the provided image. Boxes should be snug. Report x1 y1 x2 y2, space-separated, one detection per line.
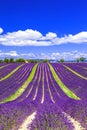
4 58 9 63
15 58 25 63
60 59 65 62
76 57 86 62
79 57 86 62
9 58 14 63
3 58 14 63
76 58 80 62
0 60 3 63
27 59 39 63
42 59 49 63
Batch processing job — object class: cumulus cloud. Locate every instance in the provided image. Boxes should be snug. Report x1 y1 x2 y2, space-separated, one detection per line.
0 50 87 60
20 53 36 58
0 50 19 57
0 50 35 59
0 28 87 46
0 27 3 34
36 51 87 60
46 32 57 39
50 51 87 60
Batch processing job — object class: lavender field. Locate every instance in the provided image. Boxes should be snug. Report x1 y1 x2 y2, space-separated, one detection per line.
0 62 87 130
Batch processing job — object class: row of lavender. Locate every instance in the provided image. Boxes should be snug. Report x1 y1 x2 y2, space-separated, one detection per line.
0 63 7 67
52 63 87 99
63 62 87 77
0 63 36 130
15 63 69 104
26 63 87 129
52 63 87 129
0 63 87 129
0 63 35 102
27 63 74 130
30 63 87 129
0 63 21 79
13 63 84 129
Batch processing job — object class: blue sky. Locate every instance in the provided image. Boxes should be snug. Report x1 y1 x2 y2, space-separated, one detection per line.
0 0 87 60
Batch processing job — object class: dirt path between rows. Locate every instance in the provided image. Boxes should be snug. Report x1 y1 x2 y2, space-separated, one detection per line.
63 112 85 130
18 112 36 130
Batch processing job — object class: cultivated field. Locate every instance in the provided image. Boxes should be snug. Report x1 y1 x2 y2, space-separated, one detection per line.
0 62 87 130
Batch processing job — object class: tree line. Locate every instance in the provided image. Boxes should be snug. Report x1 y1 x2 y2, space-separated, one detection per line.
0 57 86 63
0 58 39 63
59 57 86 62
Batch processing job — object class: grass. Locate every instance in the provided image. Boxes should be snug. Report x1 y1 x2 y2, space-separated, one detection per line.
63 65 87 80
0 64 24 81
48 63 80 100
0 63 38 104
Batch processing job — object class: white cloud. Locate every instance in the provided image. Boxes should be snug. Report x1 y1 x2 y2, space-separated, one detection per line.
45 32 57 39
0 28 87 46
32 51 87 60
36 51 87 60
0 50 19 57
0 50 87 60
50 51 87 60
0 28 3 34
0 51 35 59
20 53 35 58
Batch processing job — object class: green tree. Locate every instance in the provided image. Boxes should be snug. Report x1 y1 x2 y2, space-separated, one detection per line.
0 60 3 63
60 59 65 62
9 58 14 63
4 58 9 63
27 59 39 63
79 57 86 62
16 58 25 63
76 58 80 62
43 59 49 63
